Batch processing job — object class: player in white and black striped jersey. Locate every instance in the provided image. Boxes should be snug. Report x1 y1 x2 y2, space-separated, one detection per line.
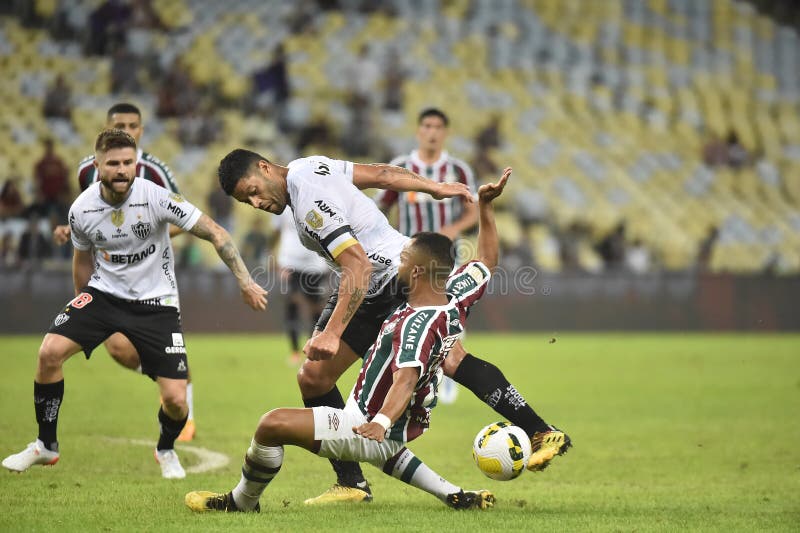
52 103 199 441
1 129 266 478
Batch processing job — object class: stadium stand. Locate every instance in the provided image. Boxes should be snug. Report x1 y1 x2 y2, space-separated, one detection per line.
0 0 798 274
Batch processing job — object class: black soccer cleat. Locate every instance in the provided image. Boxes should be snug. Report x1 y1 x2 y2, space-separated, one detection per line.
445 489 495 510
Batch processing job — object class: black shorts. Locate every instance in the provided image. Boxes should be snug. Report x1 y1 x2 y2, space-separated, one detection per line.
316 277 405 358
287 270 326 303
47 287 189 380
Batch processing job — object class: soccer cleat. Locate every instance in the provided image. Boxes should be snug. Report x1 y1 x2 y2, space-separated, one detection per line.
527 425 572 472
154 448 186 479
445 490 495 510
185 491 260 513
177 419 195 442
2 440 59 472
303 483 373 505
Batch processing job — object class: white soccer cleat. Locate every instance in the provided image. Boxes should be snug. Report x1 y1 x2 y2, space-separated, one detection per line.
2 440 60 472
154 448 186 479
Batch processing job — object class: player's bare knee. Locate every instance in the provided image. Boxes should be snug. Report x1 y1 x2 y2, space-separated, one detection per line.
104 336 140 370
105 338 125 358
297 363 334 398
160 390 187 414
258 409 290 437
37 342 65 373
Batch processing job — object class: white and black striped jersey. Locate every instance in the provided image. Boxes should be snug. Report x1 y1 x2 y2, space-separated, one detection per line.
69 179 202 308
286 156 409 298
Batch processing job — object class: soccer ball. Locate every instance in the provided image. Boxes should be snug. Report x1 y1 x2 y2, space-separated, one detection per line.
472 421 531 481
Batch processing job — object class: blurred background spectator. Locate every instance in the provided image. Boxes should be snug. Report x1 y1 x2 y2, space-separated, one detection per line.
0 0 797 278
42 74 73 120
33 138 69 219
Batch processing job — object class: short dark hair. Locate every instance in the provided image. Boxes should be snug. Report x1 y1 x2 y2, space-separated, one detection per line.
218 149 270 195
95 128 137 153
417 108 449 126
106 103 141 120
410 232 455 281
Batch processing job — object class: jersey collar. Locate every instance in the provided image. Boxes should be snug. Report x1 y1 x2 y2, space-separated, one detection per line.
410 149 449 171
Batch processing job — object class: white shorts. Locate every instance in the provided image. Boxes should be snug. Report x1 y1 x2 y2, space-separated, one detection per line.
312 399 404 467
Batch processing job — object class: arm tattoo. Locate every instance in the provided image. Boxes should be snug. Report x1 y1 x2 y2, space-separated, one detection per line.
391 166 424 180
217 239 250 285
341 287 364 325
191 214 250 286
189 215 213 240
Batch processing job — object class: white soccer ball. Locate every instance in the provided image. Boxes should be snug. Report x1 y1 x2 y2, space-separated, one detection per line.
472 421 531 481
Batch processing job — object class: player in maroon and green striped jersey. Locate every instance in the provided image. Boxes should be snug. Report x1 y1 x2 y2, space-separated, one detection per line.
378 108 479 405
184 168 525 513
377 108 478 240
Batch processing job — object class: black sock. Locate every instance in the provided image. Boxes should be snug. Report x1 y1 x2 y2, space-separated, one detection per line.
452 353 549 437
156 407 188 451
34 380 64 452
303 387 366 488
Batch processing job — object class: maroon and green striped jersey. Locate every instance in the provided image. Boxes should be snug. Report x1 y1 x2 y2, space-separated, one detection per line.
351 260 491 442
77 149 179 193
376 150 476 236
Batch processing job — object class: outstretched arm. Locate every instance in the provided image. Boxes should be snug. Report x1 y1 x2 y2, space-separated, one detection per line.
188 213 267 310
476 167 511 271
352 163 474 203
353 367 419 442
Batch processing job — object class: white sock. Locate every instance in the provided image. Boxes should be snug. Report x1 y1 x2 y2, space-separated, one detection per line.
231 439 283 510
186 382 194 421
386 448 459 501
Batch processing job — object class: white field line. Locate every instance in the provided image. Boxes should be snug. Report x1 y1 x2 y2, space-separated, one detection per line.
103 437 230 473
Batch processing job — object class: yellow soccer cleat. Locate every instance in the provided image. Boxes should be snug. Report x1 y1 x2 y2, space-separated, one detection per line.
177 419 196 442
445 489 495 510
185 491 259 513
303 484 373 505
528 425 572 472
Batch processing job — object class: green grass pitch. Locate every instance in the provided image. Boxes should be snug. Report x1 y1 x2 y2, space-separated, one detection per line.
0 333 798 532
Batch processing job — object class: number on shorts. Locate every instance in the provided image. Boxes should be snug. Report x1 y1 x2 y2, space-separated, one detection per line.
69 292 93 309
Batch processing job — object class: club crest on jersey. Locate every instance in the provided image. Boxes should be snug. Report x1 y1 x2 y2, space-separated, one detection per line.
53 313 70 327
131 221 151 240
169 193 184 203
305 210 323 230
382 319 398 335
111 209 125 227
